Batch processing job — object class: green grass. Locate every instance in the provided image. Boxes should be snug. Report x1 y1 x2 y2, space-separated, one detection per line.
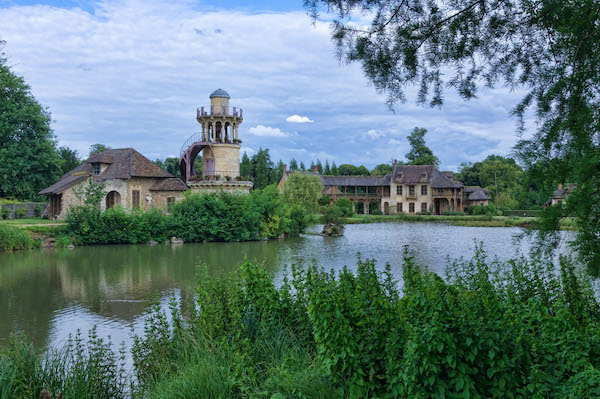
0 217 64 225
0 224 38 251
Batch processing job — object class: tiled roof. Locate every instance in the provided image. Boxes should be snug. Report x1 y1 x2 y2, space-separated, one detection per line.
467 188 491 201
150 178 188 191
40 148 176 195
321 175 391 186
551 184 576 199
393 165 463 188
209 88 230 98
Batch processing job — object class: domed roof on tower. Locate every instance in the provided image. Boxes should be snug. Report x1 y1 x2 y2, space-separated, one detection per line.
209 88 230 99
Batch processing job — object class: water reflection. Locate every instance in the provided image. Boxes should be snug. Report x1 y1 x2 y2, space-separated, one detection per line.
0 223 573 351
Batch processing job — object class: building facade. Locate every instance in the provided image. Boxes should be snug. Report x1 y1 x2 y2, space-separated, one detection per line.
279 162 464 215
41 148 188 219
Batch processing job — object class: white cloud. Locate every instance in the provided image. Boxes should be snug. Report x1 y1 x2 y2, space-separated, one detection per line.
240 146 255 155
388 138 402 145
248 125 297 138
286 114 314 123
367 129 385 138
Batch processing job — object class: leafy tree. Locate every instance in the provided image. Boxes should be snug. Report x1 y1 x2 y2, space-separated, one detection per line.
154 159 165 170
309 160 315 171
289 158 298 171
73 179 107 207
306 0 600 269
300 162 306 171
89 144 111 156
282 172 323 215
240 152 252 179
405 127 438 165
164 157 181 178
338 164 370 176
270 160 285 186
316 159 323 174
251 148 271 190
331 162 339 176
478 156 523 199
0 44 61 200
370 163 393 176
456 162 481 187
324 160 331 175
58 146 81 175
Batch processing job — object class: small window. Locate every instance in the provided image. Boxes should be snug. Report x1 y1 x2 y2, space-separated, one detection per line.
409 185 415 196
438 188 444 195
421 202 427 212
409 203 415 213
421 185 427 195
132 190 140 208
396 185 403 195
398 203 403 213
92 163 101 175
167 197 175 211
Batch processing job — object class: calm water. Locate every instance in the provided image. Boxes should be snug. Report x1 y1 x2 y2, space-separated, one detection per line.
0 222 574 352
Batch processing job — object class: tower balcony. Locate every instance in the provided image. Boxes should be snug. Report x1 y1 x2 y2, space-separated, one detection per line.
197 106 243 119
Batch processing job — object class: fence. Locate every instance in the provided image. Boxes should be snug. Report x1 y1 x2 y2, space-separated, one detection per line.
1 203 48 219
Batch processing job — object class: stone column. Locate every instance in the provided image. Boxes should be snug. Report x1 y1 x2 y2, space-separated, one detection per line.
202 123 206 141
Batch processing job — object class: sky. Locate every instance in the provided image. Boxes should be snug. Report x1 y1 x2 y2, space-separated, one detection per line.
0 0 531 171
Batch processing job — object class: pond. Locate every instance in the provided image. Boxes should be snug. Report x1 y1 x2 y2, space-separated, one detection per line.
0 222 574 352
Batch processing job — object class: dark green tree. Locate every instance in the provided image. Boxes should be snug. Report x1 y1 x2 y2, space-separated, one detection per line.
456 162 482 187
251 148 271 190
271 160 285 185
316 159 323 174
289 158 298 171
58 146 81 175
324 160 331 175
331 162 339 176
0 44 61 200
309 160 315 171
89 144 111 156
306 0 600 269
370 163 393 176
339 164 370 176
300 162 306 171
164 157 181 177
405 128 438 165
240 152 252 179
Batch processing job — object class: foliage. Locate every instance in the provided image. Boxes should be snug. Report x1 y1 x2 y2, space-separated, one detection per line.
288 158 299 171
282 172 323 215
322 203 344 224
0 44 61 201
34 205 42 217
338 164 370 176
405 127 438 165
305 0 600 269
0 207 9 219
0 224 36 251
0 329 127 399
57 146 81 176
468 204 498 216
88 144 111 156
73 179 107 207
15 208 27 219
65 188 307 245
371 163 393 175
333 198 354 217
330 162 339 176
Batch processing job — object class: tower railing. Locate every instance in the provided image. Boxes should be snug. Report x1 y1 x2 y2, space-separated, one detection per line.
180 132 204 157
197 106 243 118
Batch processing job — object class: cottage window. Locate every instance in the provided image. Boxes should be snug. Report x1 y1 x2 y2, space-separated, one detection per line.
438 188 444 195
409 203 415 213
396 185 403 195
132 190 140 208
421 185 427 195
92 163 101 175
409 185 415 196
398 203 403 212
167 197 175 211
421 203 427 212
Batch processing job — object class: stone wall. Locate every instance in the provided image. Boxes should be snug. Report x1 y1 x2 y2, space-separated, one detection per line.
202 144 240 178
387 183 433 214
1 202 48 219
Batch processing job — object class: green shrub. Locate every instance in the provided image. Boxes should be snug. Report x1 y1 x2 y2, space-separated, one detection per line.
15 207 27 219
370 209 383 215
333 198 354 217
54 235 72 248
443 211 465 216
0 224 35 251
0 207 9 219
323 203 344 224
469 203 498 215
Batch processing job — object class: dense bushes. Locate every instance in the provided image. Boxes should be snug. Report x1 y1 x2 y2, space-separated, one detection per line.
3 251 600 397
0 224 37 251
65 187 309 245
468 203 498 215
130 250 600 398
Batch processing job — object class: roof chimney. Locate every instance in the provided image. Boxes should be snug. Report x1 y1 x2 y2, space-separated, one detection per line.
283 164 287 174
558 183 563 190
312 165 319 173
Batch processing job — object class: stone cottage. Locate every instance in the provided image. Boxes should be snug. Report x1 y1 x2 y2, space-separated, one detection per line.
543 183 576 207
463 186 491 207
40 148 187 219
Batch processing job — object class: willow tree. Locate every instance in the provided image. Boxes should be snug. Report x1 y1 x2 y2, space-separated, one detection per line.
306 0 600 269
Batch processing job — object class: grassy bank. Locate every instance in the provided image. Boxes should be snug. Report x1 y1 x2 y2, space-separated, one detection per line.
0 224 39 251
320 213 576 230
2 251 599 398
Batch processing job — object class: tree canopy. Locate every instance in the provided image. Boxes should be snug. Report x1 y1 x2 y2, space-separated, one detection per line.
57 146 81 176
0 43 61 200
282 172 323 214
89 144 111 156
405 127 438 165
307 0 600 270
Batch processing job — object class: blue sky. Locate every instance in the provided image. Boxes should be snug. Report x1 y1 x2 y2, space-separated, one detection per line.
0 0 530 171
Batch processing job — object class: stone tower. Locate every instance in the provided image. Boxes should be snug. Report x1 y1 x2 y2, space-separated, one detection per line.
196 88 243 178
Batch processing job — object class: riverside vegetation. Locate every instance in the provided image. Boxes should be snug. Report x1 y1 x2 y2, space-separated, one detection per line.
2 249 600 398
